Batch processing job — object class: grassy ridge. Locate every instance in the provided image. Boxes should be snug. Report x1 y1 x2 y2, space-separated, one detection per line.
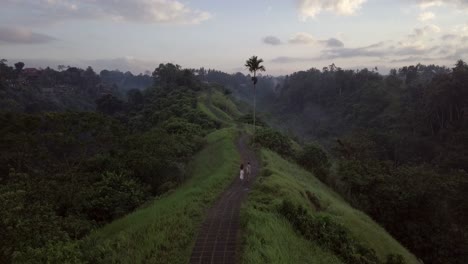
197 88 240 125
241 150 419 264
82 128 240 263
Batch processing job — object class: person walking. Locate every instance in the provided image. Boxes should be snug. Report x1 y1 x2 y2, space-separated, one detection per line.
246 162 252 182
239 164 245 183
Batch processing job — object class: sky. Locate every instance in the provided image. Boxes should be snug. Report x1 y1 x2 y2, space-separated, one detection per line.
1 0 468 75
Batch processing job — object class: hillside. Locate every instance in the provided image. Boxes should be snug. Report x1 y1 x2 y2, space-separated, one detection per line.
79 128 240 263
241 150 418 264
74 95 418 264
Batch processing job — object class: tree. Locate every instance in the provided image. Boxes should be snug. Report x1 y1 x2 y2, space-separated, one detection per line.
95 94 123 115
127 88 144 109
14 62 25 72
245 56 265 138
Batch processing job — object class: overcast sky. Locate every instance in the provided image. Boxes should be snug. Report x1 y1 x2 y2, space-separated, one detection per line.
1 0 467 75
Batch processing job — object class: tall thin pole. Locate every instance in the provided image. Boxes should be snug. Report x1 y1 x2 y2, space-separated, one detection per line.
253 84 256 138
253 72 256 142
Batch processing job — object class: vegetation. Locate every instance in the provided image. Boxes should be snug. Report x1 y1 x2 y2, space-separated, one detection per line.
254 127 294 157
241 149 417 264
0 62 223 262
297 143 331 183
0 60 151 113
240 60 468 264
2 56 467 264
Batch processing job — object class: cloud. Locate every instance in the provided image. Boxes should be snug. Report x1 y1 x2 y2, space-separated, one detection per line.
271 38 449 63
289 32 315 44
288 33 344 48
418 11 435 21
263 36 282 45
441 34 458 41
297 0 367 20
0 27 56 44
415 0 468 10
322 38 344 47
270 56 314 63
319 42 387 60
2 0 211 25
389 56 436 63
408 24 441 38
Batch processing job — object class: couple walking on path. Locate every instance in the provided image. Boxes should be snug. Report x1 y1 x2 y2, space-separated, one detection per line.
239 162 251 184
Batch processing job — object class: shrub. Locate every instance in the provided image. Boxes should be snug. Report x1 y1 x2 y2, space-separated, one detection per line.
255 128 294 157
84 172 149 223
237 113 266 127
279 199 404 264
260 168 273 177
297 143 331 182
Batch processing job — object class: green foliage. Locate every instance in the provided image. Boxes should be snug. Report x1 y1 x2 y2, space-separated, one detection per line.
152 63 200 89
336 135 468 264
0 62 229 262
76 128 239 264
279 199 385 264
297 143 331 182
237 113 266 127
84 172 149 223
241 149 418 264
12 240 84 264
255 128 294 157
95 94 124 115
244 60 468 264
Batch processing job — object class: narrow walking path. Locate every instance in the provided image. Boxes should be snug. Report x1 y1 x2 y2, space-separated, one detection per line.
189 133 259 264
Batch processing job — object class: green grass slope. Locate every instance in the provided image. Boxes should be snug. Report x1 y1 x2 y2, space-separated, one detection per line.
197 88 240 125
82 128 240 264
241 150 419 264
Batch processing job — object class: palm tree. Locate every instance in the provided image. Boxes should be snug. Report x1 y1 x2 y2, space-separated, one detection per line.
245 56 265 138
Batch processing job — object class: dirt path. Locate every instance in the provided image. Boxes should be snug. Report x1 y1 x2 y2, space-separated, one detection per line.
189 133 259 264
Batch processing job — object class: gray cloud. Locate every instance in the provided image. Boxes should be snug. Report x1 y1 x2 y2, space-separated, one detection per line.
270 42 385 63
263 36 282 45
441 34 458 41
321 38 344 47
415 0 468 9
289 32 315 44
270 40 450 63
0 27 56 44
392 45 437 56
271 56 314 63
319 42 387 60
2 0 211 25
408 24 440 39
289 33 344 47
389 56 435 63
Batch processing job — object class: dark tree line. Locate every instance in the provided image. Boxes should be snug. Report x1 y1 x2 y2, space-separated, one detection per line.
0 60 152 113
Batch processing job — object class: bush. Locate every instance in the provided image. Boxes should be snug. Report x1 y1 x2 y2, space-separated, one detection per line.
84 172 149 223
260 168 273 177
297 143 331 182
255 128 294 157
279 199 404 264
237 113 266 127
